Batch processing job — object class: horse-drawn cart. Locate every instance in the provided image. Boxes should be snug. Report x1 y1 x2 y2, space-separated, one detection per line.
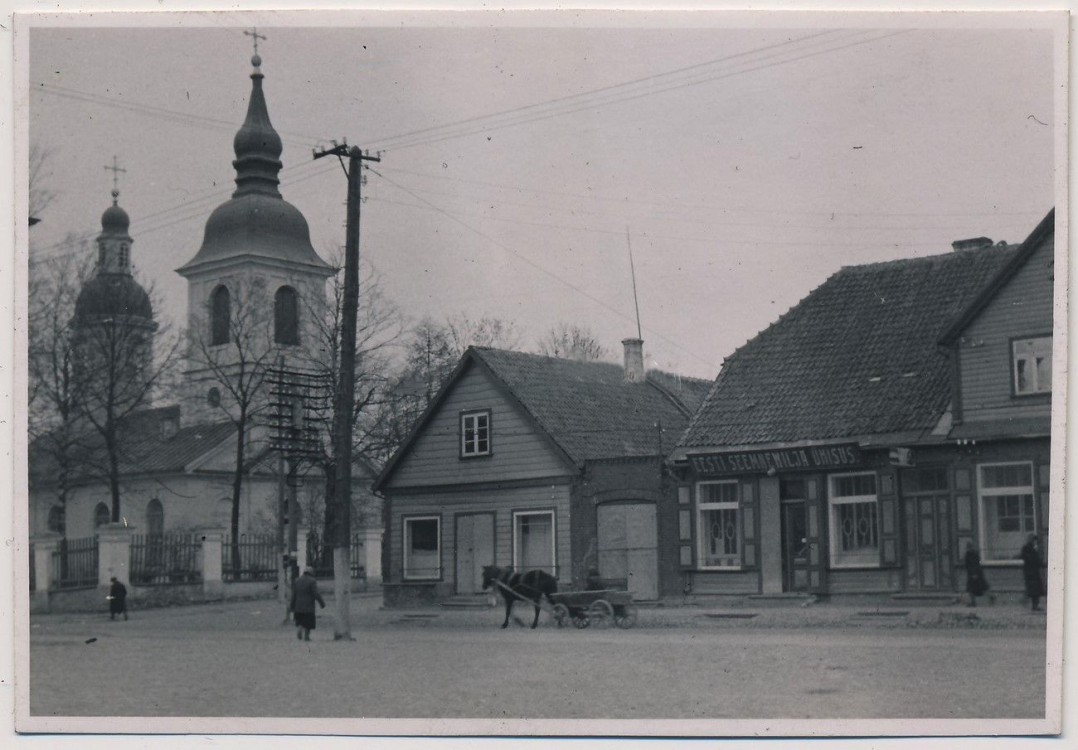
549 589 638 629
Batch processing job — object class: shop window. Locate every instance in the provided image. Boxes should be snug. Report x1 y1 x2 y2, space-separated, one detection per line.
978 462 1036 562
274 286 299 345
210 285 231 345
1013 337 1052 395
828 472 879 568
93 502 110 528
513 510 555 576
697 481 740 569
403 516 440 580
460 410 491 458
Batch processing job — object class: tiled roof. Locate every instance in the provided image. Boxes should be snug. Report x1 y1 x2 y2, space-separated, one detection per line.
679 245 1019 450
29 406 237 487
472 348 712 462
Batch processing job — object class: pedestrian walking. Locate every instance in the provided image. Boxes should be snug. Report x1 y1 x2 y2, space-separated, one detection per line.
290 568 325 641
963 542 990 607
1019 534 1045 611
107 577 128 621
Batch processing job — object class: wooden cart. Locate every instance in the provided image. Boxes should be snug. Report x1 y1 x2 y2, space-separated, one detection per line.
548 589 638 629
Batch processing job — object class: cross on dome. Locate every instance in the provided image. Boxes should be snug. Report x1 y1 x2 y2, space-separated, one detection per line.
104 155 126 204
244 27 266 69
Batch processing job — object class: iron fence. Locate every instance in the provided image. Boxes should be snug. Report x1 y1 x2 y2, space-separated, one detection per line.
306 533 367 579
222 534 278 582
129 533 201 586
51 536 99 590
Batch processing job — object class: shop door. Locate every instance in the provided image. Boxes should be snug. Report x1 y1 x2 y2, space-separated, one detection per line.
781 502 811 592
455 513 494 595
904 494 953 590
597 503 659 600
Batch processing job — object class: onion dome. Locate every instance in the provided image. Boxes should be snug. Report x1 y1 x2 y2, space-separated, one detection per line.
100 190 131 236
74 274 154 321
177 54 330 275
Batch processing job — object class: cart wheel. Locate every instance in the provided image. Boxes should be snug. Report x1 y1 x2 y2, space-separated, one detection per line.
571 613 590 629
614 603 638 629
588 599 615 627
552 603 570 628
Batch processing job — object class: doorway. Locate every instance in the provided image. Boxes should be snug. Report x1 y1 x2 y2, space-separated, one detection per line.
901 467 953 591
455 513 494 595
780 479 810 592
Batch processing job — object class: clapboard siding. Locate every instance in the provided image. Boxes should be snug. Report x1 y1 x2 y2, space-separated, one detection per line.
690 570 760 595
389 483 573 586
385 363 573 488
958 236 1054 422
827 567 901 593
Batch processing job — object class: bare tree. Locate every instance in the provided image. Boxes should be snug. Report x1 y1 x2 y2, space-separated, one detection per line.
28 143 56 225
188 275 280 572
27 240 94 531
536 322 610 362
75 281 180 523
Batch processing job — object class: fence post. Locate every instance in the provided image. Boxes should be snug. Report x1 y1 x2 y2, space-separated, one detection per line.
297 527 310 569
198 528 225 598
96 523 132 589
30 532 61 612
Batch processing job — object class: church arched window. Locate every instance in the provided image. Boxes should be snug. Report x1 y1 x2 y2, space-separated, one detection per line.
47 505 65 536
210 285 231 345
97 241 107 268
93 502 110 528
274 286 299 345
146 498 164 538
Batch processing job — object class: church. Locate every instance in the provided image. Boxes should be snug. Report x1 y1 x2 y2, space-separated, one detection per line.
28 48 382 580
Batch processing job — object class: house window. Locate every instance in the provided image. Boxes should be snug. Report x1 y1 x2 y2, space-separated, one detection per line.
1013 337 1052 395
697 481 740 569
403 516 440 580
460 410 491 458
274 286 299 345
93 502 110 528
514 510 555 576
828 472 879 568
47 505 65 536
979 462 1036 562
210 285 231 345
146 498 164 538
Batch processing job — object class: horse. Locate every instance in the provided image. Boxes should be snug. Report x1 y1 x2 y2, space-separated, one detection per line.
481 565 558 629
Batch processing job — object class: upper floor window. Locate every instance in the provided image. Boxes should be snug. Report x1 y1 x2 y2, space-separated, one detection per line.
274 286 299 345
697 481 740 569
460 410 491 457
828 472 879 568
1013 337 1052 395
210 285 231 345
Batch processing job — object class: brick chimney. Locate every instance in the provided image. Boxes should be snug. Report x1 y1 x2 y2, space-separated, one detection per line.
622 338 645 383
951 236 994 253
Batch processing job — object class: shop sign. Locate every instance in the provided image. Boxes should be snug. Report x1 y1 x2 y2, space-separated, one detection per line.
689 444 861 476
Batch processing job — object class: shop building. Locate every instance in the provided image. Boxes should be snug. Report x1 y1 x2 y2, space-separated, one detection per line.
670 210 1056 600
374 343 710 606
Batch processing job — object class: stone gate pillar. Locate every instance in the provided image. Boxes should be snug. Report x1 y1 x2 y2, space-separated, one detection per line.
96 523 132 588
198 528 225 597
30 532 61 612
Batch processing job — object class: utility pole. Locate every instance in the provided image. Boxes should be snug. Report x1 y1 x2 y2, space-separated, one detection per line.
314 141 379 641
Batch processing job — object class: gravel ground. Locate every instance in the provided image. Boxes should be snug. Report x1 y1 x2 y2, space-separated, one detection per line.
28 594 1048 720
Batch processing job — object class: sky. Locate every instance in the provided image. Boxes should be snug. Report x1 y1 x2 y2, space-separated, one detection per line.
23 13 1059 380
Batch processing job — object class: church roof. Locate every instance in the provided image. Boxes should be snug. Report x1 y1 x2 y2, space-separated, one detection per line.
177 54 331 276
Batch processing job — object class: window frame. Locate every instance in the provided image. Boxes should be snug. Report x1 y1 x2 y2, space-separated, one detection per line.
273 285 300 346
512 509 557 576
695 480 741 571
459 409 492 459
977 461 1036 565
1010 334 1053 397
827 471 880 569
402 515 442 581
210 285 231 346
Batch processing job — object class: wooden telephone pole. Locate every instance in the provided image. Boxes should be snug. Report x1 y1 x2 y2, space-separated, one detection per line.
313 142 379 641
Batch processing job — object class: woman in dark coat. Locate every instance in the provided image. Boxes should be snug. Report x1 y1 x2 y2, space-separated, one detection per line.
963 542 989 607
290 569 325 641
1019 534 1045 611
108 577 128 621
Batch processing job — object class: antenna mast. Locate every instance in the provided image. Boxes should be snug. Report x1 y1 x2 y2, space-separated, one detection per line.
626 226 642 339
